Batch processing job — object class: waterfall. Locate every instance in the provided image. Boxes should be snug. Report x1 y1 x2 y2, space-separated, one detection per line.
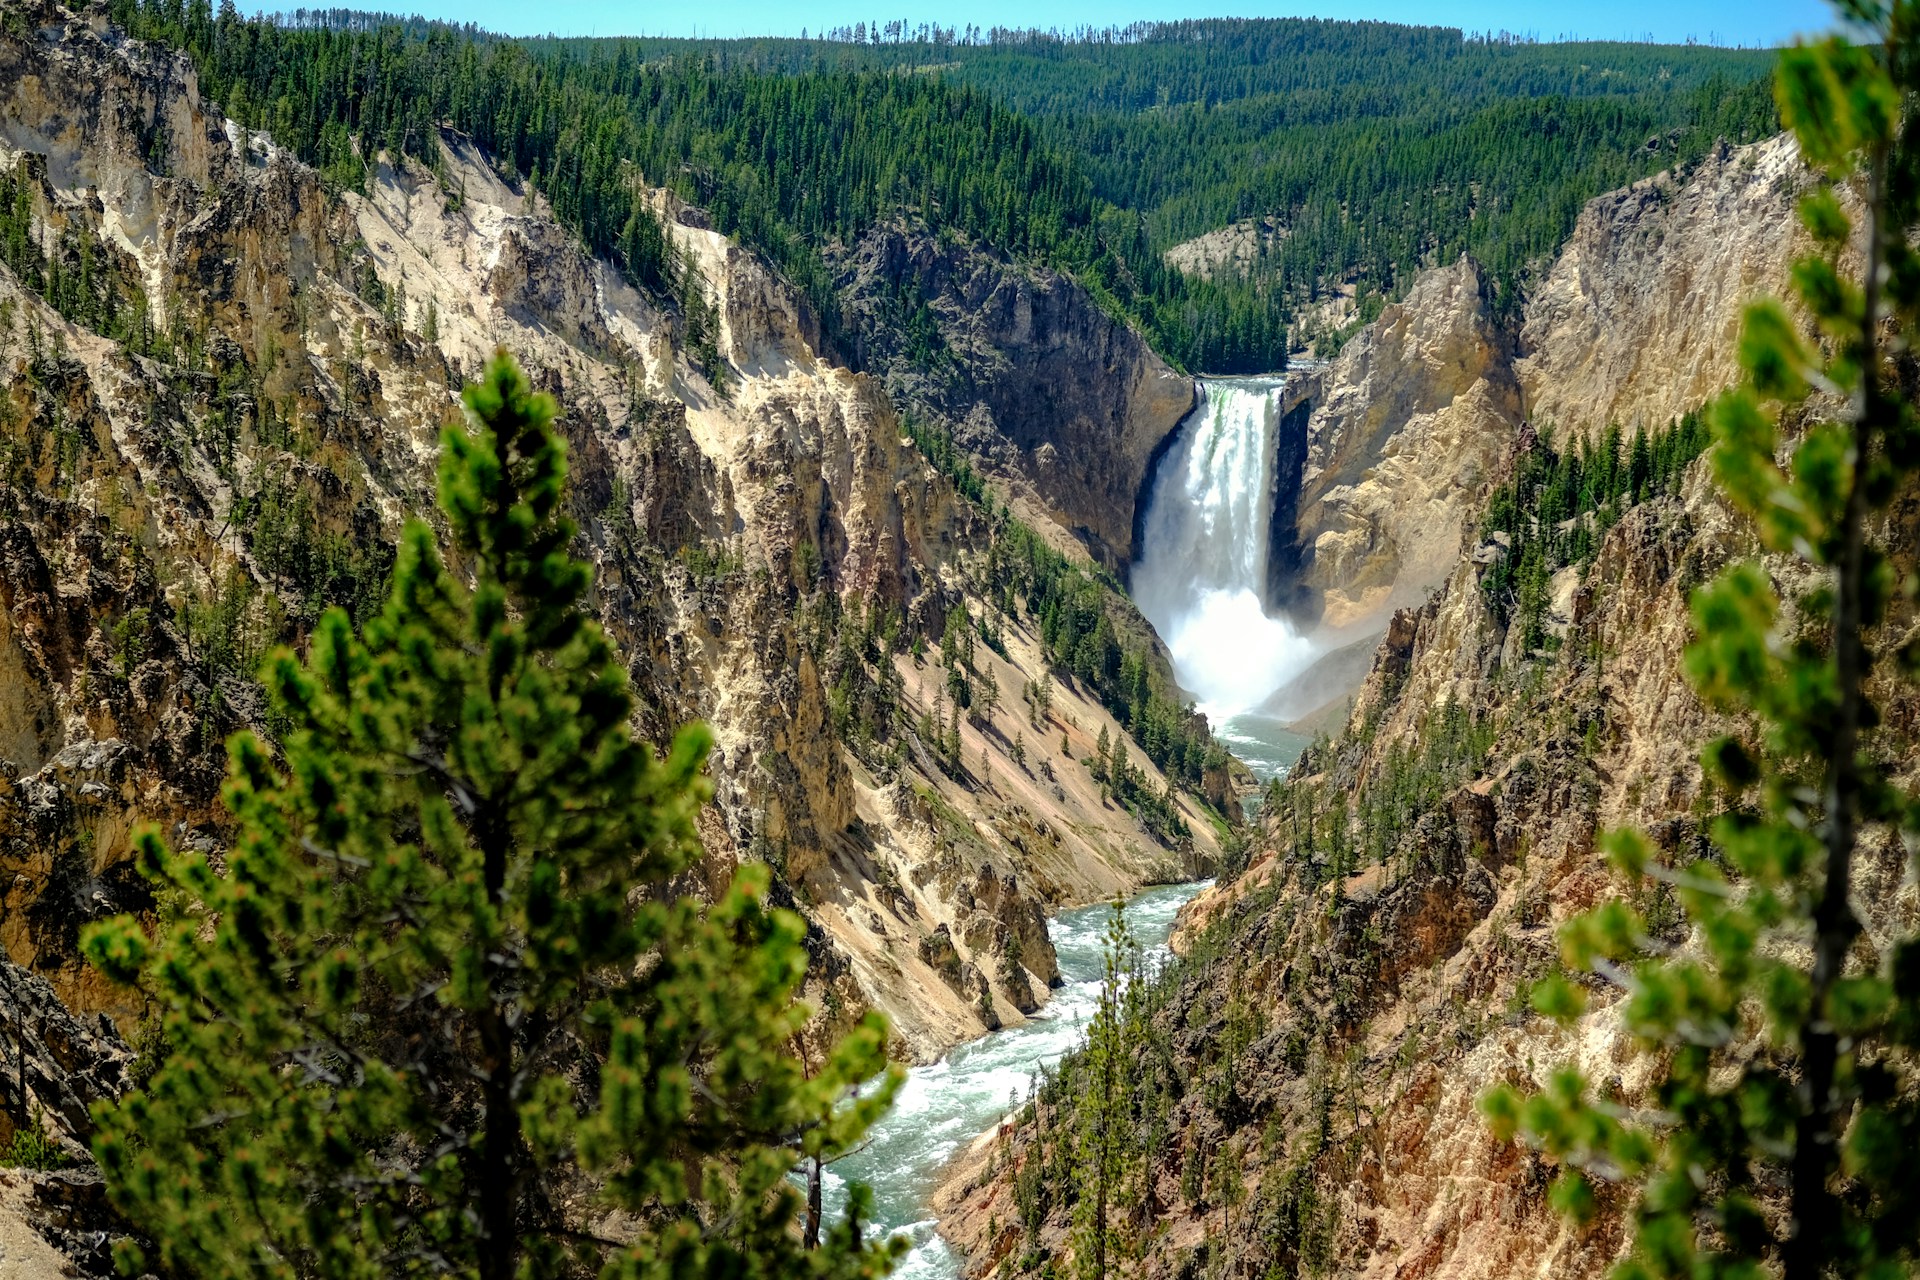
1133 378 1316 732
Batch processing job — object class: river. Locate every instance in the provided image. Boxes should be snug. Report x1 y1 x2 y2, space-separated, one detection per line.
824 881 1207 1280
826 377 1312 1274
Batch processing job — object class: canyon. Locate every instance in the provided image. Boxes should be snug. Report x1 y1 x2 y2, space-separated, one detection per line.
0 7 1243 1260
0 4 1890 1278
935 131 1909 1280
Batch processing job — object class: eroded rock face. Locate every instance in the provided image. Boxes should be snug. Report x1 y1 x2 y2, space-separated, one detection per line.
0 955 133 1278
0 955 130 1163
0 2 1226 1094
831 220 1194 567
1265 136 1838 687
1280 257 1520 637
1162 217 1285 280
1518 134 1833 447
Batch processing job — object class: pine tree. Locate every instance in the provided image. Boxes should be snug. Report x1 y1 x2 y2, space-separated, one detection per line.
1626 423 1653 503
1483 17 1920 1280
83 353 901 1280
1074 904 1139 1280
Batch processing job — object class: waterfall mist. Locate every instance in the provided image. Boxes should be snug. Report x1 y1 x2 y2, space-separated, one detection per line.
1133 378 1318 760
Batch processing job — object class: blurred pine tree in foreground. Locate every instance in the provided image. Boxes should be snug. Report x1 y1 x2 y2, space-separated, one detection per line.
1484 5 1920 1277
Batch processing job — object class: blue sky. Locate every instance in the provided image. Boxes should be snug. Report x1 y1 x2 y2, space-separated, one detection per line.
375 0 1835 46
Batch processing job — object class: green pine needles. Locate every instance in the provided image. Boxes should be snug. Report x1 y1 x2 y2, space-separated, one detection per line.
1074 905 1145 1280
82 352 901 1280
1482 7 1920 1279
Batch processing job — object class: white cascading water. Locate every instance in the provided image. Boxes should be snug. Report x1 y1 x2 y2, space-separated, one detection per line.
1133 377 1318 732
820 884 1204 1280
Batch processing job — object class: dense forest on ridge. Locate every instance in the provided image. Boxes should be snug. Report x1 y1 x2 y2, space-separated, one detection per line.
525 20 1780 314
112 1 1780 371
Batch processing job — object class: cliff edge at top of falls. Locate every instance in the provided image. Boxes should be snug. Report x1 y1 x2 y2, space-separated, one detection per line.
829 218 1195 569
0 15 1228 1259
934 130 1882 1280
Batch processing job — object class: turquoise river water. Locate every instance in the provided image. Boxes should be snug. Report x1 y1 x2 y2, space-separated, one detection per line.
824 881 1207 1280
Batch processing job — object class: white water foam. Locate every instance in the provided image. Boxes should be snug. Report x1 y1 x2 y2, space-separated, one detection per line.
1133 377 1318 725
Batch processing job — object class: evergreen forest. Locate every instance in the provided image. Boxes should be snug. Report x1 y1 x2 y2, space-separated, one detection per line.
109 1 1778 371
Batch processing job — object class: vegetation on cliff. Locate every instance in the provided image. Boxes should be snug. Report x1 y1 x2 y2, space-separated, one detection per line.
1487 13 1920 1277
955 9 1920 1278
906 414 1228 843
81 355 899 1280
0 163 157 351
1479 409 1712 647
107 2 1777 373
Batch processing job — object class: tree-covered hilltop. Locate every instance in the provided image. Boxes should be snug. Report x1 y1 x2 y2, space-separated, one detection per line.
533 19 1773 116
527 19 1778 316
111 3 1775 373
107 0 1286 373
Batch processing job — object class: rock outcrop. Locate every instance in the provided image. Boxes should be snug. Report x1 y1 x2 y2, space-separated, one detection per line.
0 956 132 1277
1518 133 1828 446
0 956 130 1165
831 219 1193 567
1276 257 1520 638
1259 137 1836 719
1162 216 1285 280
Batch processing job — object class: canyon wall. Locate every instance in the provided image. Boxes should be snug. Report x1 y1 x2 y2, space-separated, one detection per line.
0 8 1235 1262
939 131 1898 1280
1279 257 1521 638
1259 132 1830 726
831 219 1194 568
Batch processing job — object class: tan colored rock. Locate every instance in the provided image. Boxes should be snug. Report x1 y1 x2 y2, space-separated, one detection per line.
0 1 1222 1087
1287 257 1520 635
1162 216 1285 281
942 131 1887 1280
1518 133 1843 446
0 1181 76 1280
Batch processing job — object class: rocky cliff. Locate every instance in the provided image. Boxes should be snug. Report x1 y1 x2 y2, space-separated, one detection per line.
1260 132 1829 721
0 13 1231 1267
938 132 1885 1280
1278 258 1521 638
1517 135 1820 447
830 219 1194 568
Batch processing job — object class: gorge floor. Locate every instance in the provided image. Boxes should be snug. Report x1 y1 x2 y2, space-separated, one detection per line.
831 882 1206 1280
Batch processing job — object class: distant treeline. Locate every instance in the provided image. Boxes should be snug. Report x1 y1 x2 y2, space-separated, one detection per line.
116 3 1778 372
525 18 1779 336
